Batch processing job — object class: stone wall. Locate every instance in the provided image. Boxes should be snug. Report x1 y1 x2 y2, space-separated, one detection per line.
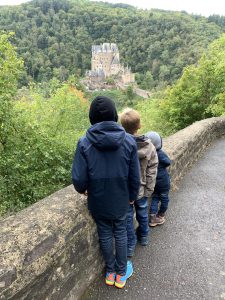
163 117 225 190
0 117 225 300
133 87 151 99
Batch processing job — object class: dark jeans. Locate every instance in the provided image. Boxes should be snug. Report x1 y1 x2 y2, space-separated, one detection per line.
150 190 170 215
127 196 149 249
94 216 127 275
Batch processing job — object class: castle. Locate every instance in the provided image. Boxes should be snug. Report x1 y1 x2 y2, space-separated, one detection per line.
86 43 135 85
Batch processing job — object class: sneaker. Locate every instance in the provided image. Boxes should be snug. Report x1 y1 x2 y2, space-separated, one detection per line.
105 272 116 286
157 213 166 223
115 261 133 289
137 236 149 246
149 214 165 227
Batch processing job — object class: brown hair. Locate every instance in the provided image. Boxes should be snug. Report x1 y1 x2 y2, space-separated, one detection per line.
120 108 140 134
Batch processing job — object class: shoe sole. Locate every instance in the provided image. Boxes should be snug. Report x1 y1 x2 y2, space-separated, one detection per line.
140 242 148 246
149 220 165 227
105 280 115 286
115 281 126 288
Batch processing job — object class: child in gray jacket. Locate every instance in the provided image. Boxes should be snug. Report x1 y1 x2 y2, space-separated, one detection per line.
120 108 158 256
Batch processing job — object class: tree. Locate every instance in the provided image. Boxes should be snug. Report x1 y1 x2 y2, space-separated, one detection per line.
126 85 135 100
158 34 225 133
0 32 23 151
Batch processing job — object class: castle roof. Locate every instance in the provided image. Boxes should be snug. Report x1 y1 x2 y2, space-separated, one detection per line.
92 43 119 54
111 55 120 65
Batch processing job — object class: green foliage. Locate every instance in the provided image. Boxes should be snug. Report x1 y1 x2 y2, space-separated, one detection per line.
87 88 144 111
0 32 24 214
105 76 115 85
137 34 225 137
136 71 154 90
136 97 172 137
126 85 134 100
0 0 223 88
0 32 23 148
1 121 72 214
0 44 89 216
160 34 225 132
16 83 89 149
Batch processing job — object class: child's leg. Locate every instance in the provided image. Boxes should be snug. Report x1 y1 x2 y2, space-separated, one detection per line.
126 204 137 256
135 196 149 239
113 216 128 276
94 218 115 273
149 192 164 227
150 192 159 215
158 191 170 216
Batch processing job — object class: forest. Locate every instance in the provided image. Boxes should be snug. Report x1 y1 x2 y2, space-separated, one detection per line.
0 0 225 216
1 0 225 88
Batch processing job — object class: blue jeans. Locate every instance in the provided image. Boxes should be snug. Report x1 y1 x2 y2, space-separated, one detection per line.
150 190 170 215
94 216 127 275
127 197 149 249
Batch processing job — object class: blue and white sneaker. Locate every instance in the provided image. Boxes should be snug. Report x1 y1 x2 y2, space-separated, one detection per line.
115 261 133 288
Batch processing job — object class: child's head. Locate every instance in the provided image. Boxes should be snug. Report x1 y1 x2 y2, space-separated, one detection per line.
89 96 118 125
145 131 162 150
119 108 141 135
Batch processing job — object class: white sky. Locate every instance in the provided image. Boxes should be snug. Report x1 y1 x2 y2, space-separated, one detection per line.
91 0 225 16
0 0 225 17
0 0 29 5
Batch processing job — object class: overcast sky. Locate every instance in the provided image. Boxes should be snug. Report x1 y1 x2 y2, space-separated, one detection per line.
1 0 225 17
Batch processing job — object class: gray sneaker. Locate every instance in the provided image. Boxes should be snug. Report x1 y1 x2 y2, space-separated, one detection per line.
149 214 165 227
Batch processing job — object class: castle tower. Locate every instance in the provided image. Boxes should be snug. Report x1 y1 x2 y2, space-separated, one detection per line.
91 43 120 77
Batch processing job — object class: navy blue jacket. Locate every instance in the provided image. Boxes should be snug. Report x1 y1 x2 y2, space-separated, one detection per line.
154 149 171 192
72 121 140 219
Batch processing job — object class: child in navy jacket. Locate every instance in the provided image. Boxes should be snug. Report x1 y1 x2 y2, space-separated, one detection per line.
72 96 140 288
145 131 171 227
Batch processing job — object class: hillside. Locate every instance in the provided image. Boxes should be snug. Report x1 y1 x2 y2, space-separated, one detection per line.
0 0 223 88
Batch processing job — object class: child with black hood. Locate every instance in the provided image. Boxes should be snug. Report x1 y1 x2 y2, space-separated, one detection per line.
72 96 140 288
145 131 171 227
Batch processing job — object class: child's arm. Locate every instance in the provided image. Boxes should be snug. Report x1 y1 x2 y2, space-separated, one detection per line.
128 144 141 202
72 140 88 194
146 145 158 196
158 150 171 167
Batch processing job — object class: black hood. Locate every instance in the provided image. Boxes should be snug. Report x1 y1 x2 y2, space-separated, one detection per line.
86 121 125 151
89 96 118 125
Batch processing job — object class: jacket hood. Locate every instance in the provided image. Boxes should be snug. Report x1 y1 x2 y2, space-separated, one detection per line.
86 121 125 151
134 135 152 159
145 131 162 150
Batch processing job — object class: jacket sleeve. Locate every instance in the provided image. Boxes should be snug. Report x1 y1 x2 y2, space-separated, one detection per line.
128 144 141 201
146 145 158 196
71 140 88 194
159 150 171 167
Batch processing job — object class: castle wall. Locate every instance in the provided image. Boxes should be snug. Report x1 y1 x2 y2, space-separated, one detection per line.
92 53 115 77
90 43 135 83
122 72 135 84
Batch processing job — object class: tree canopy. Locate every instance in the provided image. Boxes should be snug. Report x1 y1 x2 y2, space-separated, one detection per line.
0 0 223 88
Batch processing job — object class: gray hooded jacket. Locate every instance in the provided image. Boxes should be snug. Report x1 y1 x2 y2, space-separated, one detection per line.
134 135 158 199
